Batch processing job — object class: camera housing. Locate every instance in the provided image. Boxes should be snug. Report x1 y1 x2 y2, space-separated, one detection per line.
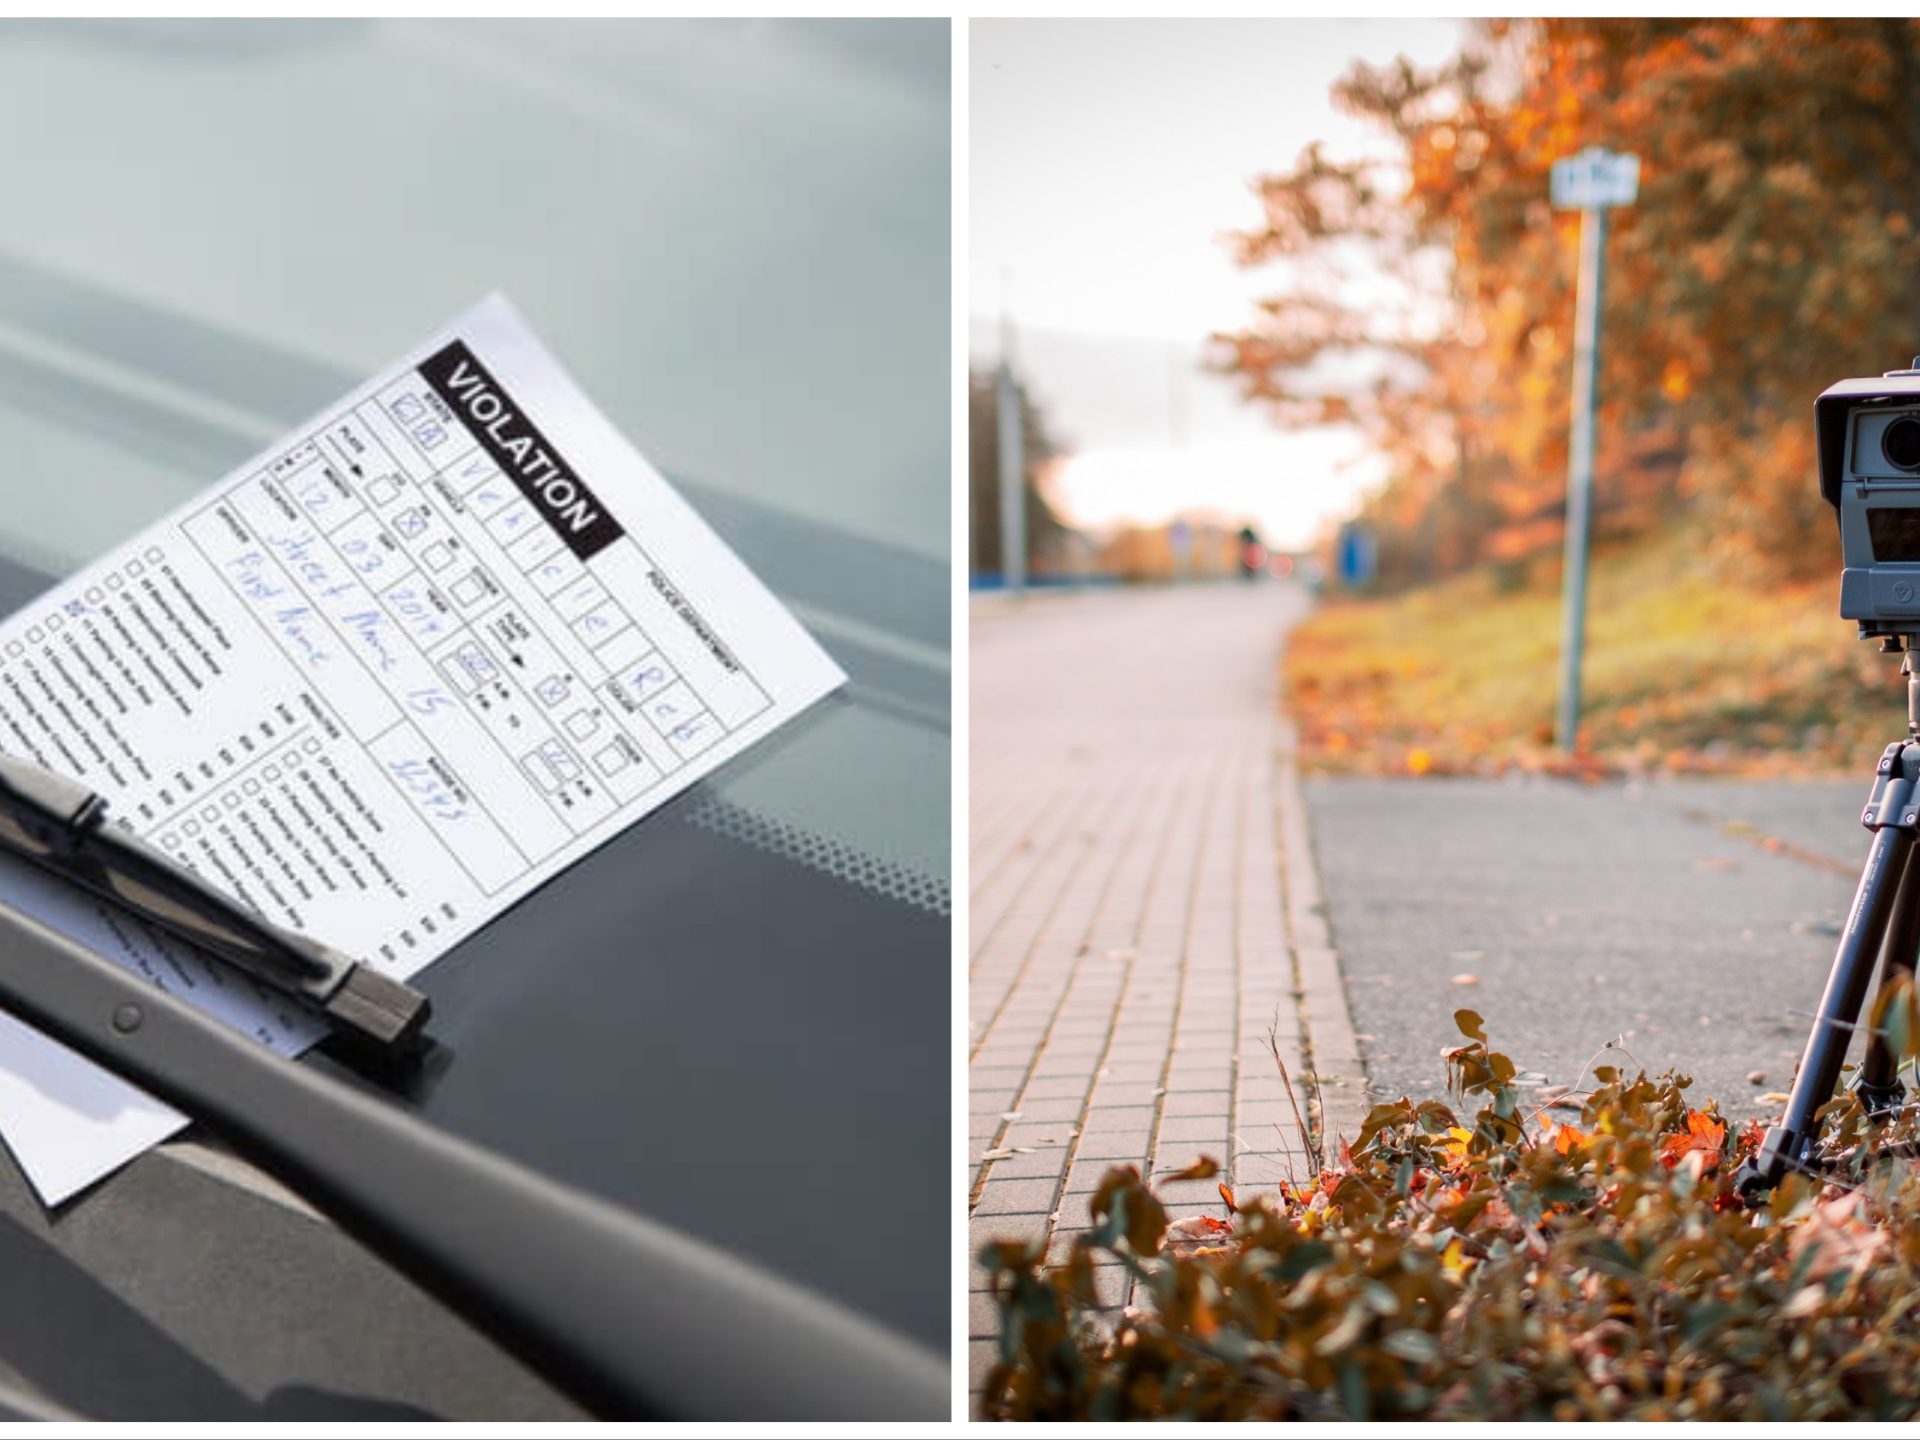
1818 365 1920 635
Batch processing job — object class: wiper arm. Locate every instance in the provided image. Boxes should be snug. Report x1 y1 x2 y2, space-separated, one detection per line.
0 874 946 1419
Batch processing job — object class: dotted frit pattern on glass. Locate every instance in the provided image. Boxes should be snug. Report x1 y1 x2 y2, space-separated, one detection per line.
684 794 950 919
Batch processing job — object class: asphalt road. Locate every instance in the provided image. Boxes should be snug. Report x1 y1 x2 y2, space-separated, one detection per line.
1305 775 1870 1119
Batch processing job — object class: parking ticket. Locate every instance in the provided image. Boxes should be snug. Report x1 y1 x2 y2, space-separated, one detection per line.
0 296 845 1203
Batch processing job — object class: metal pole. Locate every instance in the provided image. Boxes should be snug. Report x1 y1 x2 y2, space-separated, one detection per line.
996 280 1026 597
1556 204 1609 752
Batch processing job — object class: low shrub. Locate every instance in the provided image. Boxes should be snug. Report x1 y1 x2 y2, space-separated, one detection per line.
980 1011 1920 1421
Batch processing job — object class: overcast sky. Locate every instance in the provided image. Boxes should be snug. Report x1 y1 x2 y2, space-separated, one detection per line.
971 17 1465 547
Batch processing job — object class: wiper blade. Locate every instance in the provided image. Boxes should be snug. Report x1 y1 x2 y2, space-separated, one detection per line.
0 751 428 1052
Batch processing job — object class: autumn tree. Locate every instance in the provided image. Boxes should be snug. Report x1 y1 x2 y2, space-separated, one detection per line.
1216 18 1920 580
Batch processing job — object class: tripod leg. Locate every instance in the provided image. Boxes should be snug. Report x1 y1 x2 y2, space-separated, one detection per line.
1860 843 1920 1117
1741 823 1915 1195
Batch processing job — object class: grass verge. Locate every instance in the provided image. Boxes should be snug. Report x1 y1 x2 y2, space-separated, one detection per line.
1285 532 1891 777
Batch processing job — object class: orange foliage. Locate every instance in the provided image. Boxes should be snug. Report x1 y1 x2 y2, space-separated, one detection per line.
1216 19 1920 583
1656 1109 1728 1170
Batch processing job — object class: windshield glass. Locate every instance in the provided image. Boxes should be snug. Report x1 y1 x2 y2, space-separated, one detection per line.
0 17 949 889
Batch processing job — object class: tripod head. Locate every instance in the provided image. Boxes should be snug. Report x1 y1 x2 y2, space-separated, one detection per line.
1881 634 1920 737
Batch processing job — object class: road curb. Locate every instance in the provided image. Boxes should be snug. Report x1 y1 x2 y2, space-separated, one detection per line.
1273 716 1371 1147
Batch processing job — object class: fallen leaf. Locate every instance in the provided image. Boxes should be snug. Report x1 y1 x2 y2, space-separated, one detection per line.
1657 1108 1727 1169
1164 1156 1220 1182
1165 1214 1234 1245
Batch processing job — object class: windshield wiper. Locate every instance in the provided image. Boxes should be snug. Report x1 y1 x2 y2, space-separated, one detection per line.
0 751 428 1052
0 754 945 1419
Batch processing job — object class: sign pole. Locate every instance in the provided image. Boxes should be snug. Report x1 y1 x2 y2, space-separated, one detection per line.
1549 147 1637 753
1555 203 1608 752
996 272 1026 596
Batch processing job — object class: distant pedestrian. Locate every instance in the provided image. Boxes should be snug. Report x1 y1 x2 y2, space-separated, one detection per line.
1238 524 1264 581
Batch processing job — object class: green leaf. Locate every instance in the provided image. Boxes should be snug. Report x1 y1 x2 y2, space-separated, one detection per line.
1681 1300 1734 1345
1273 1239 1334 1285
1384 1328 1439 1363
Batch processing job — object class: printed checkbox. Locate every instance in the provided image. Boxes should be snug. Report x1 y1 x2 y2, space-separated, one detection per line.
45 615 60 632
487 499 536 543
422 542 454 572
4 642 20 658
222 792 241 809
452 645 497 690
105 575 123 590
303 737 321 754
593 742 631 777
392 395 425 424
564 710 598 742
535 675 570 707
521 748 563 793
84 587 102 604
620 653 675 703
183 819 200 838
127 559 144 578
144 548 162 564
540 741 580 781
552 575 607 623
468 482 513 520
243 778 261 796
509 523 563 570
160 832 181 850
413 422 446 450
449 571 487 607
200 806 218 823
26 627 41 644
572 601 622 647
444 453 499 496
666 712 720 760
643 681 695 729
596 627 648 671
263 765 280 782
367 476 401 507
530 554 579 598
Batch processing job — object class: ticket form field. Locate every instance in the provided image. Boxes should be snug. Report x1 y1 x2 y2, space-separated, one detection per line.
0 296 844 1203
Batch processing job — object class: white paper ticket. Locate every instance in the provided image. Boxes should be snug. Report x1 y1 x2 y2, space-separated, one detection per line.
0 296 844 1203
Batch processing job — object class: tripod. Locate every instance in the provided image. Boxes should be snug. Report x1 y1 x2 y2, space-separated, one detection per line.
1738 638 1920 1198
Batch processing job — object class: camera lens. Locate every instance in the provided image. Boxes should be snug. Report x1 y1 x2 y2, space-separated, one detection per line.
1886 416 1920 471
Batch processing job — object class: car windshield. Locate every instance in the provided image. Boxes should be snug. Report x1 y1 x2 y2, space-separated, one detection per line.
0 20 951 1397
0 17 949 889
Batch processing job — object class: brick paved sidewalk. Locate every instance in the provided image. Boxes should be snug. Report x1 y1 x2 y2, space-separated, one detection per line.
968 581 1357 1398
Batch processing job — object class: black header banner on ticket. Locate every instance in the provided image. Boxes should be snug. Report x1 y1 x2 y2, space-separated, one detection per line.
420 340 624 560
